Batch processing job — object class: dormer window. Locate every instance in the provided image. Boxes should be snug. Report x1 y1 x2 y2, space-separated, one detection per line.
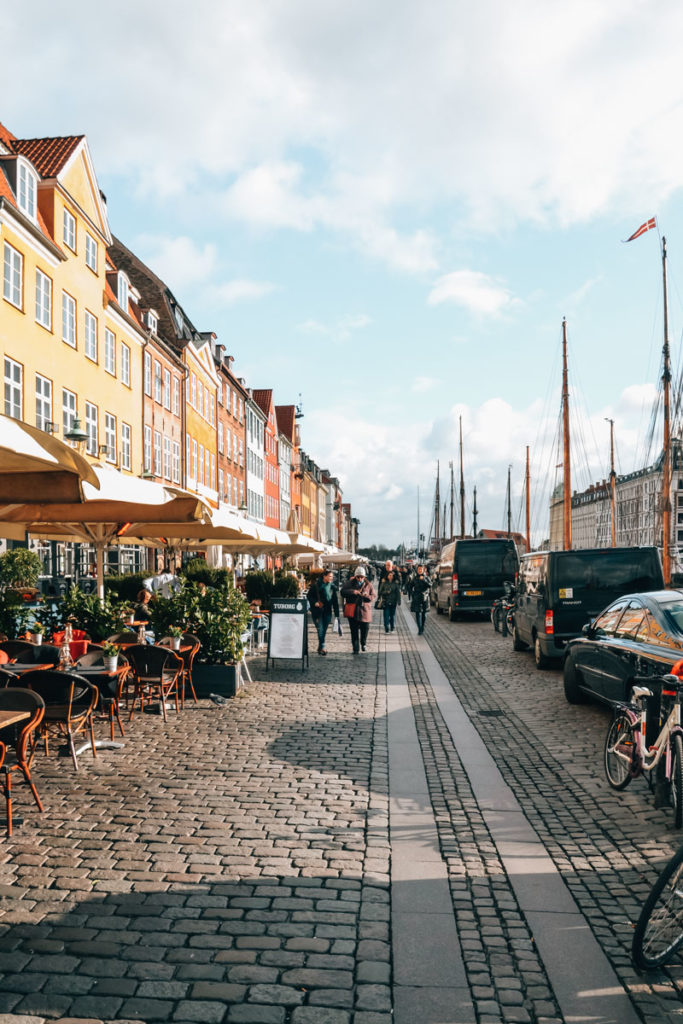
17 161 37 222
174 307 184 334
146 310 158 334
117 272 129 311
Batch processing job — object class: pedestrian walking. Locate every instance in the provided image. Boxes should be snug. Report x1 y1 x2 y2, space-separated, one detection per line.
410 564 431 634
341 565 375 654
307 569 339 655
377 570 401 632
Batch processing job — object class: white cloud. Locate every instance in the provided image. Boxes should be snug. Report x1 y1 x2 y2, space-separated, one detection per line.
428 271 519 316
204 279 277 306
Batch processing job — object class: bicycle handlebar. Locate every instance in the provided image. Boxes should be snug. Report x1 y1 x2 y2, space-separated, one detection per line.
632 673 683 690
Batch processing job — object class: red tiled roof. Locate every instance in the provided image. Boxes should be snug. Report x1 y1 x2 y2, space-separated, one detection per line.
12 135 83 177
0 121 17 148
252 389 273 417
0 157 63 253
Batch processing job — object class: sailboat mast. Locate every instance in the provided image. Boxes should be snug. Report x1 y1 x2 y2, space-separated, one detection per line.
662 236 672 584
449 461 455 541
472 486 478 536
562 318 572 550
459 417 465 538
606 417 616 547
506 466 512 537
434 461 441 549
417 486 420 559
525 446 531 553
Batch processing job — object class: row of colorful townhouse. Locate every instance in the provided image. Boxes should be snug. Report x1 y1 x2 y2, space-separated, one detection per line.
0 119 359 558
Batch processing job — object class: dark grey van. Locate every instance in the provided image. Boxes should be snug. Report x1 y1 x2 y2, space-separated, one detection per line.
512 546 665 669
434 538 519 620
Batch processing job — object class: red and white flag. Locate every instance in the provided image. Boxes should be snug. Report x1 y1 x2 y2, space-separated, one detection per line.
624 217 656 242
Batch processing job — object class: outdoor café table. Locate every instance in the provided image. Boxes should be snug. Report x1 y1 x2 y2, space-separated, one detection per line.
0 709 30 730
2 663 53 678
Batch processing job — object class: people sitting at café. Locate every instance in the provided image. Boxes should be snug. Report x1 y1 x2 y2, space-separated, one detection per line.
134 589 153 623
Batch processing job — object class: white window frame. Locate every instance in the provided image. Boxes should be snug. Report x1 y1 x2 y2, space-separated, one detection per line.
153 360 162 404
163 436 171 480
163 368 171 410
17 162 37 221
197 380 203 417
172 440 180 484
62 291 76 347
104 328 116 375
3 242 22 308
85 401 98 456
144 425 152 473
35 374 52 432
85 232 98 273
4 357 22 419
62 389 77 435
144 351 151 396
172 376 180 415
192 439 198 481
218 468 224 501
85 310 97 362
153 430 162 477
104 412 116 463
198 444 204 485
218 421 224 454
210 452 216 489
35 268 51 329
117 273 129 311
121 343 130 386
63 208 76 251
121 422 131 471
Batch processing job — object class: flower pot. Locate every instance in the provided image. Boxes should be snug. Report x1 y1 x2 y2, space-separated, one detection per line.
172 637 181 650
31 633 43 645
104 657 118 672
193 662 241 699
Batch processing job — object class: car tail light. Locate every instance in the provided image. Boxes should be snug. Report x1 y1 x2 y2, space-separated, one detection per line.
544 610 554 634
452 573 458 595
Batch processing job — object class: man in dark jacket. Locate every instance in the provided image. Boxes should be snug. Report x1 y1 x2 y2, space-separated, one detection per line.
307 569 339 655
410 564 431 635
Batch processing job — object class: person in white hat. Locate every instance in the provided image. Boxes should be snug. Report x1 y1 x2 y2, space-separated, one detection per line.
341 565 375 653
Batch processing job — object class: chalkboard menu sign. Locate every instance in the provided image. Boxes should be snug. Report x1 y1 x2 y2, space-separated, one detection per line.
266 598 309 671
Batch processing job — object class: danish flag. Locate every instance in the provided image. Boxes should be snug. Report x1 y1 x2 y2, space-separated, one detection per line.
624 217 656 242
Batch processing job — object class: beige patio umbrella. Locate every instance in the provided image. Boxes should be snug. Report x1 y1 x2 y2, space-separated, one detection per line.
0 464 212 600
0 413 99 504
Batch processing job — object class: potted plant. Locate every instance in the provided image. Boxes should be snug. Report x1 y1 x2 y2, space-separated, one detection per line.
30 621 44 644
102 642 120 672
168 625 183 650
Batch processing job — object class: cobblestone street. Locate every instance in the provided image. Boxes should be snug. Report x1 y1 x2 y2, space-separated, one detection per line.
0 606 682 1023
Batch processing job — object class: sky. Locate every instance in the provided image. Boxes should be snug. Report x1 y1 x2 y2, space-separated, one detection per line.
6 0 683 548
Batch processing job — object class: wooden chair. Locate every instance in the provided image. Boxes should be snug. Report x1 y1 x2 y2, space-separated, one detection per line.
18 669 99 770
0 688 45 836
158 634 201 707
124 645 182 723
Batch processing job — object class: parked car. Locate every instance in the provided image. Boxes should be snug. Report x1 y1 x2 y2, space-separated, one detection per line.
434 538 519 620
512 546 664 669
563 589 683 707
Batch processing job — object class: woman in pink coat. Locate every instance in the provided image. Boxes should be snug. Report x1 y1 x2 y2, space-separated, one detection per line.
341 566 375 654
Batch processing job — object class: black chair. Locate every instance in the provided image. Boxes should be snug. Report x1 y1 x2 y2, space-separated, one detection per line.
106 632 138 647
0 688 45 836
0 640 34 661
0 667 17 688
125 645 182 723
75 650 129 740
18 670 98 770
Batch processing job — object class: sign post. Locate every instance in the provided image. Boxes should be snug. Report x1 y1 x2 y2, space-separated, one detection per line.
266 598 309 672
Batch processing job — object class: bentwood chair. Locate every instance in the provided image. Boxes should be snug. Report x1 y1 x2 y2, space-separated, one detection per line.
75 650 129 740
158 634 201 707
0 688 45 836
124 645 182 723
18 669 99 770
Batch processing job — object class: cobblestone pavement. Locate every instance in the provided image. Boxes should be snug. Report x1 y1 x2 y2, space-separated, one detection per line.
418 609 683 1023
0 609 681 1023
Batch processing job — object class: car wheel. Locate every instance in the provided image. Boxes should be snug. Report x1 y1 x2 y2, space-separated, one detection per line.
436 603 443 615
534 635 551 670
563 657 587 704
512 624 527 652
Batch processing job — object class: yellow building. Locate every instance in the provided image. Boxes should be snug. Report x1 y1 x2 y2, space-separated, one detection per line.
184 335 219 508
0 122 143 470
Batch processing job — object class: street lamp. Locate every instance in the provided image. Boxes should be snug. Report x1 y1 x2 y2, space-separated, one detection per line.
64 415 88 447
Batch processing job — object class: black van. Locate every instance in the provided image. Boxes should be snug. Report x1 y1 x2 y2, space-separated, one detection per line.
434 538 519 620
512 546 665 669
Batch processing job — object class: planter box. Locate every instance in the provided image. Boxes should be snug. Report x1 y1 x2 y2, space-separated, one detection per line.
193 662 242 699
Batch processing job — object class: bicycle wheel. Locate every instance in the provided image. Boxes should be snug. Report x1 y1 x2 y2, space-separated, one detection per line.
604 713 636 790
491 605 501 632
672 733 683 829
632 844 683 969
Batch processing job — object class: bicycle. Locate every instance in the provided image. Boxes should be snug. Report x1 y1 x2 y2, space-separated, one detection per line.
632 842 683 970
491 583 515 637
604 670 683 829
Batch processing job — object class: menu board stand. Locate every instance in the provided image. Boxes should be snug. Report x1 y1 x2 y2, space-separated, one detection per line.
266 598 309 672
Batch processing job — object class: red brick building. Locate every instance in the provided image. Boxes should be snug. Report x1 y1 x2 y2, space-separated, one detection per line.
253 389 280 529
